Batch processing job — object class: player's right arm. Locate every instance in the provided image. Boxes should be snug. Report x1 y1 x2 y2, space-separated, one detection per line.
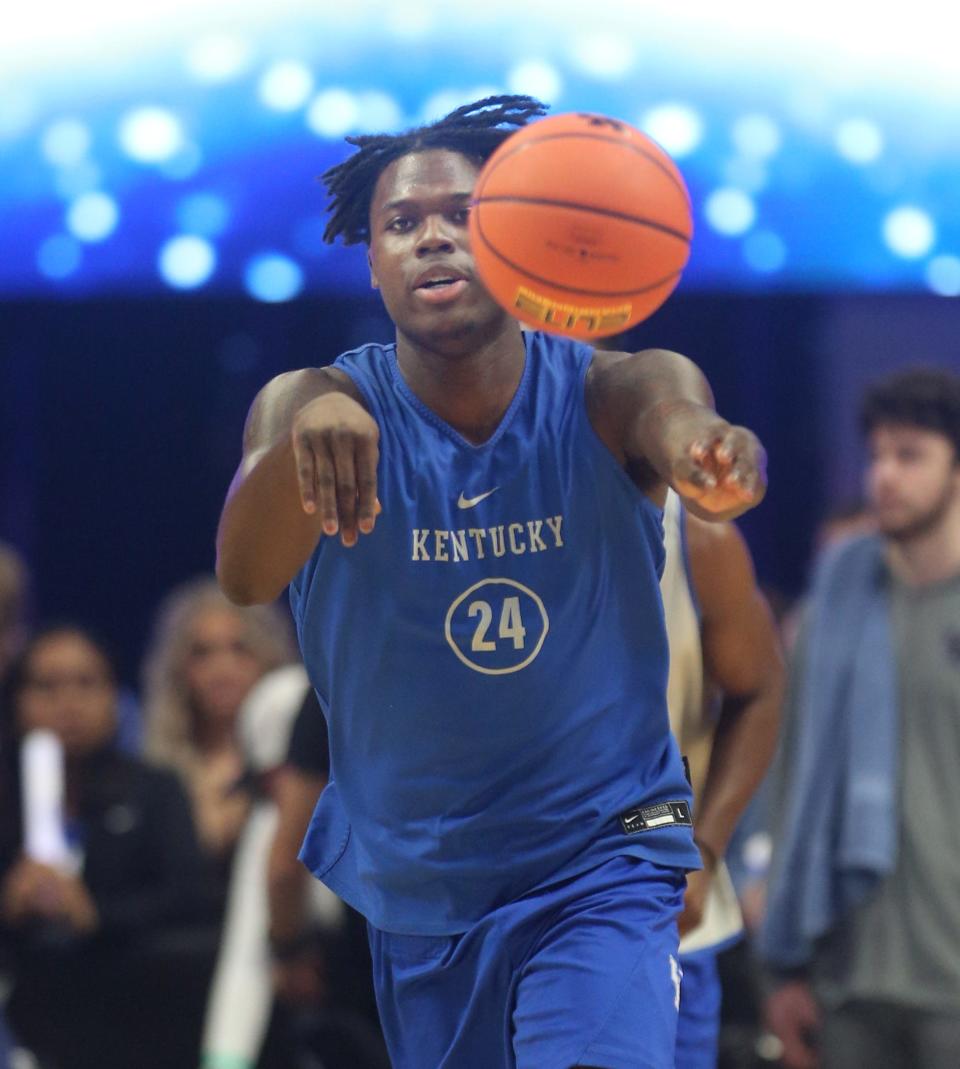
216 367 380 605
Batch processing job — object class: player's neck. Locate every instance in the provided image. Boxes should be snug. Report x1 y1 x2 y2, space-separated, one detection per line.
885 502 960 587
395 325 527 444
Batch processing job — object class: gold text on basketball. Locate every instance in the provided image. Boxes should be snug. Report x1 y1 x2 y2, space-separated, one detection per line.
514 288 632 335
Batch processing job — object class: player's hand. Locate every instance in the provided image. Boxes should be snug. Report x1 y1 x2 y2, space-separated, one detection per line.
765 980 821 1069
291 392 381 547
677 867 711 938
665 407 767 521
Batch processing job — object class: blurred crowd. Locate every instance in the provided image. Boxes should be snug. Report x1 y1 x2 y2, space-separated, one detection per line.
1 363 958 1069
0 566 388 1069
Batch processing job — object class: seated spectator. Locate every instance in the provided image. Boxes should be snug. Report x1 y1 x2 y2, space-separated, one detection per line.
0 625 210 1069
265 685 389 1069
198 668 387 1069
141 577 295 898
200 664 345 1069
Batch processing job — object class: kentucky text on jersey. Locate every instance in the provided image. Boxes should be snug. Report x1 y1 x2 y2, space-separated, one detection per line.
412 515 564 561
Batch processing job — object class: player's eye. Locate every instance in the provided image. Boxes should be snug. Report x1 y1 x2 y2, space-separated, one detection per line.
451 206 471 224
387 217 415 232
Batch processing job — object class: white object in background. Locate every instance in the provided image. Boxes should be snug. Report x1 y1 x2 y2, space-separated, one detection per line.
202 665 345 1065
201 801 279 1066
20 729 72 870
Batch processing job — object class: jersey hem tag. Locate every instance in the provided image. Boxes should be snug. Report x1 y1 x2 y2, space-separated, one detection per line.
619 800 692 835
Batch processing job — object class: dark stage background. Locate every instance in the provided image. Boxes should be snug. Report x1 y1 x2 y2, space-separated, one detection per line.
3 290 957 683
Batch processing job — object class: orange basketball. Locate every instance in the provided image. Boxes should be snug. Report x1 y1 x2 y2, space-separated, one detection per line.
469 111 693 340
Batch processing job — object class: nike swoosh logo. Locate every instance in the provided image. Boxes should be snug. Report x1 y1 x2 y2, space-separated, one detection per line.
457 488 499 509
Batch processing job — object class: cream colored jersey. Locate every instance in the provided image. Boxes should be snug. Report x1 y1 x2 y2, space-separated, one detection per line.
661 490 743 954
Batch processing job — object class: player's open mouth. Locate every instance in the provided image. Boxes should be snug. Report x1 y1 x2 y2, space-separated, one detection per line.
413 277 469 304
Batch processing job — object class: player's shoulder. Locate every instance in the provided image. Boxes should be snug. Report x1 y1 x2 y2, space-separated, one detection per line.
583 345 632 383
255 365 363 410
582 345 631 409
581 347 637 465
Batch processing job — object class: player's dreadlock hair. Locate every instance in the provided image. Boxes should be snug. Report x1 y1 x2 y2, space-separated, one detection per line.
320 94 548 246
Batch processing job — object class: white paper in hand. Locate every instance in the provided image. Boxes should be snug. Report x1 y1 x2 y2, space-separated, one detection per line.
21 729 73 871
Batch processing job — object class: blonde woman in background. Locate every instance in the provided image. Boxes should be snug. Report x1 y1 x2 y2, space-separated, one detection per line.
142 577 296 870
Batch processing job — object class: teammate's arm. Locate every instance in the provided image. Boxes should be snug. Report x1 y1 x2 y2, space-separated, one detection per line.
586 348 766 521
679 516 783 934
267 764 328 1004
216 367 380 605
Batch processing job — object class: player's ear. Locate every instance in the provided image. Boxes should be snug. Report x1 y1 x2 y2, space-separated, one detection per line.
367 249 379 290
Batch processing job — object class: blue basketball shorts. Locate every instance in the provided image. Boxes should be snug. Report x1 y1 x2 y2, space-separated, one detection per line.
367 855 687 1069
675 948 722 1069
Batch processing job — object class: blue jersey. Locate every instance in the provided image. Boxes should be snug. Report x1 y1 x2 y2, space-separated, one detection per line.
291 330 699 935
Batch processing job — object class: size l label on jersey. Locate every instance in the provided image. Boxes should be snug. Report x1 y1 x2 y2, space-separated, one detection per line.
619 801 692 835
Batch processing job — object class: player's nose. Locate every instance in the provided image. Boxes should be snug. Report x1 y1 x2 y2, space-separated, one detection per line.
415 214 455 256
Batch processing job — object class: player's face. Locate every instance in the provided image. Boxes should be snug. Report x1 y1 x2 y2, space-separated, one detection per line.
865 424 960 541
17 633 117 758
367 149 509 353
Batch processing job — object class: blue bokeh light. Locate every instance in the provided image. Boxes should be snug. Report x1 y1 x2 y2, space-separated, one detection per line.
66 192 119 242
926 254 960 296
244 253 304 302
41 119 92 168
3 6 960 296
743 230 787 274
158 235 217 289
54 161 102 200
883 206 935 260
641 104 704 159
37 235 83 279
119 107 185 164
259 61 314 112
185 35 254 84
704 188 756 237
176 193 231 237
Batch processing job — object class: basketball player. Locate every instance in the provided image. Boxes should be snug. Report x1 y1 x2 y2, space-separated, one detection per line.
216 96 767 1069
661 493 783 1067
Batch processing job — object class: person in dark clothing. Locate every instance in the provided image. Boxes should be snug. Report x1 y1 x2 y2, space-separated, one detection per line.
0 625 211 1069
266 685 389 1069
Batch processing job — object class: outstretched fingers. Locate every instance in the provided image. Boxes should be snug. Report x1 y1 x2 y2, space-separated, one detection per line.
290 392 381 546
355 434 380 534
330 428 362 546
716 426 767 504
675 436 720 494
293 427 321 519
674 427 766 516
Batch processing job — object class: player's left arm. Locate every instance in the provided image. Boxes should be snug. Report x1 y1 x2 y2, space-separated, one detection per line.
586 348 767 521
679 515 784 934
